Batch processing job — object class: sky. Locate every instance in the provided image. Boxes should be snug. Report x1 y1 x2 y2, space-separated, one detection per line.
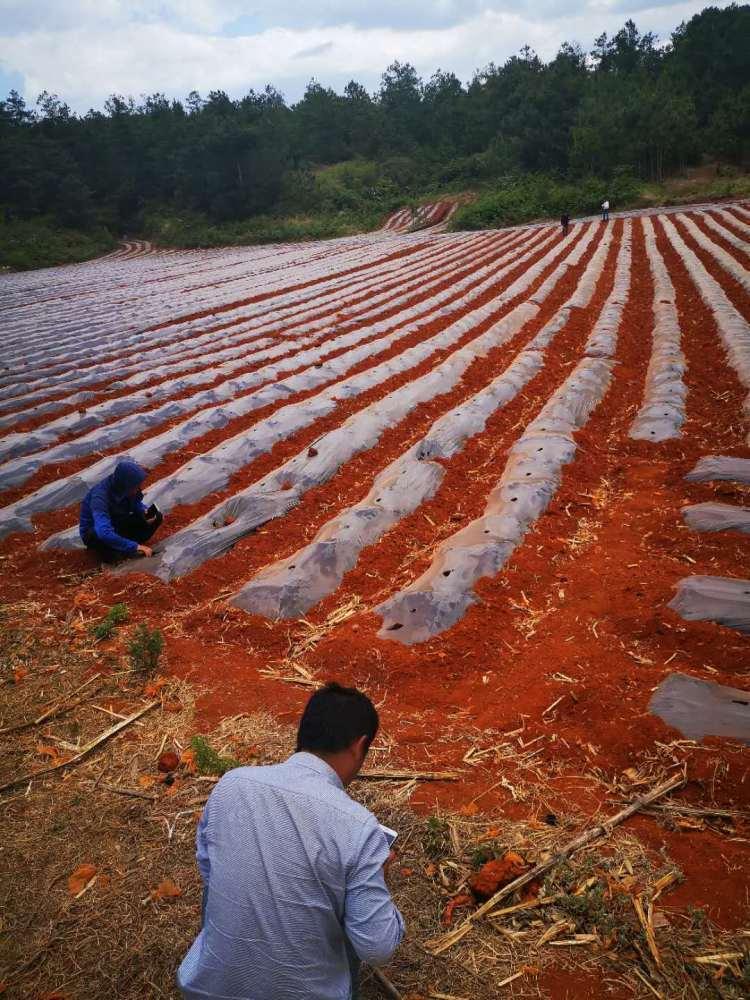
0 1 735 112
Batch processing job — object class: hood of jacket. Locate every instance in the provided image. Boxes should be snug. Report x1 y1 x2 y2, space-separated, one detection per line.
110 459 147 497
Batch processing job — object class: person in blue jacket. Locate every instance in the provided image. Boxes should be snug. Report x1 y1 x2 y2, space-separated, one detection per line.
79 459 163 562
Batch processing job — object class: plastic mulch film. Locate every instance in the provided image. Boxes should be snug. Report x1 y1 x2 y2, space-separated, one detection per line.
698 210 750 253
660 216 750 437
0 231 486 424
0 235 395 371
32 227 566 549
685 455 750 484
374 223 631 644
0 231 512 475
103 228 589 580
677 213 750 295
649 672 750 744
668 575 750 634
230 225 605 619
715 207 750 238
0 234 451 429
629 217 686 441
682 502 750 534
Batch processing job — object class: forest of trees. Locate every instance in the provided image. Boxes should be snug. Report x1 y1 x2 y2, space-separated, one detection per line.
1 4 749 249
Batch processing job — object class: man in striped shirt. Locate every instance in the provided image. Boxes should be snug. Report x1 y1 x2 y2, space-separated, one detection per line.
178 683 405 1000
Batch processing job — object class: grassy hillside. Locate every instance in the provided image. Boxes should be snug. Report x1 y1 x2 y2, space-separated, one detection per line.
448 166 750 230
0 218 115 271
140 160 405 248
143 164 750 251
2 163 748 270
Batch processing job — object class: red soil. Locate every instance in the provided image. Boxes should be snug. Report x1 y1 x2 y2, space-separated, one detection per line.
671 214 750 318
1 235 467 432
0 230 519 503
2 214 748 956
0 228 562 524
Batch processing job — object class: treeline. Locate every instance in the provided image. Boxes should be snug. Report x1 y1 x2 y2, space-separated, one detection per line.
1 4 749 238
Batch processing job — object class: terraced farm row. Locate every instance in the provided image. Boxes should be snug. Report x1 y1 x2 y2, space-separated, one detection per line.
1 205 749 857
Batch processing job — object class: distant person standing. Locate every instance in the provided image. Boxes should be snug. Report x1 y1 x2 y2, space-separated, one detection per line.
560 212 570 235
601 198 610 222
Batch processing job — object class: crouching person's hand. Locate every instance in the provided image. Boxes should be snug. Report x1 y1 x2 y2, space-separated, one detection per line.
136 544 153 558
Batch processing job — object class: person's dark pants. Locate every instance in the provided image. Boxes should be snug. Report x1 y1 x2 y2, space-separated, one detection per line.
602 209 609 221
83 510 162 563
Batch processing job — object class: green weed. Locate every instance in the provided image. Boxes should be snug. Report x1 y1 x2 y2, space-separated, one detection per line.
0 218 115 270
127 623 164 675
190 735 241 777
423 815 450 859
90 603 129 641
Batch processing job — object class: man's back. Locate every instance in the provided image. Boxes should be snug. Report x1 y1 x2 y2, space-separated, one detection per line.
178 752 404 1000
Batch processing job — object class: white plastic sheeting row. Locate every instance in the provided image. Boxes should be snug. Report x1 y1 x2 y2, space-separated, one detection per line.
375 222 632 643
686 455 750 483
714 208 750 238
230 224 604 619
96 226 588 580
660 216 750 437
32 225 569 548
382 202 455 233
668 576 750 634
676 213 750 296
629 217 686 440
682 502 750 533
0 230 537 486
697 211 750 253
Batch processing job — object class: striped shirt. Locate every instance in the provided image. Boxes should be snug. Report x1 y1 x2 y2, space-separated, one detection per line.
178 752 405 1000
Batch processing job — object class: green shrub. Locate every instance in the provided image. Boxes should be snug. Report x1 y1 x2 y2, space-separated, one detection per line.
190 735 241 776
450 171 641 230
423 815 450 859
90 603 129 641
128 623 164 675
0 217 115 270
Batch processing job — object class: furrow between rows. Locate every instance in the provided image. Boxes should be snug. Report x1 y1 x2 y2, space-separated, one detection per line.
230 223 610 619
0 230 539 488
9 226 573 540
375 222 633 643
92 226 595 580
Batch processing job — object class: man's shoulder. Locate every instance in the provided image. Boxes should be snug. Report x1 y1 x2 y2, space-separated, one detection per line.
215 761 377 831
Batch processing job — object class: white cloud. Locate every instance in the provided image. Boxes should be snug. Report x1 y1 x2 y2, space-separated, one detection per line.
0 1 733 110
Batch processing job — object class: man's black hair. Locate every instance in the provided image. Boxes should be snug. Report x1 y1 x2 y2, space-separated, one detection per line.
296 681 379 754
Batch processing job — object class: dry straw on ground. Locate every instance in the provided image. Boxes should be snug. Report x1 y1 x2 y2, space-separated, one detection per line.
1 600 748 999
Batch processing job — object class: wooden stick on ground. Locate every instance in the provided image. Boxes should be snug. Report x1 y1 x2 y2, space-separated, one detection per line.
0 673 103 736
645 803 743 820
359 768 461 782
97 782 158 802
426 771 686 955
370 966 403 1000
0 700 159 795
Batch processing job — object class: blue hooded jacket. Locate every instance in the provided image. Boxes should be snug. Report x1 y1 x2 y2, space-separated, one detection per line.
79 460 148 554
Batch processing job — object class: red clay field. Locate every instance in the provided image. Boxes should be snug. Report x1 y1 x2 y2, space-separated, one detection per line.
1 202 750 996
